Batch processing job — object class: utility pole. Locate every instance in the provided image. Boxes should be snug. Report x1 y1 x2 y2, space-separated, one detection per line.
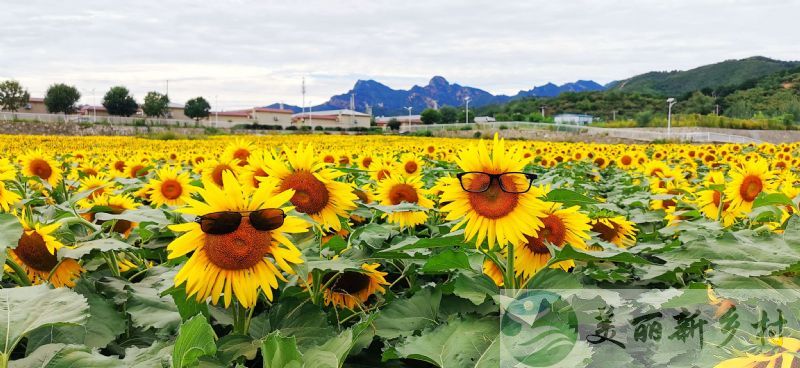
667 98 677 138
612 110 617 121
166 80 169 97
215 95 219 126
540 105 546 118
405 106 412 129
91 88 96 123
715 104 720 116
465 97 471 124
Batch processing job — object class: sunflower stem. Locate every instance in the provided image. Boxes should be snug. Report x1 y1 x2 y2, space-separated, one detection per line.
109 251 122 277
6 257 32 286
504 244 516 290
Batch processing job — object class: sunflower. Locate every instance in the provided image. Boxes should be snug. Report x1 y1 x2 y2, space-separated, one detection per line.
222 139 257 166
76 174 118 205
376 174 433 229
146 167 196 207
483 257 504 287
200 158 241 188
439 134 547 249
318 263 389 310
7 212 82 287
713 337 800 368
83 194 141 236
168 171 309 308
262 144 357 231
398 153 423 177
514 202 591 279
697 171 740 226
590 216 637 248
125 156 151 178
0 182 21 212
725 159 776 213
369 158 395 182
239 150 273 192
20 149 62 186
0 157 17 181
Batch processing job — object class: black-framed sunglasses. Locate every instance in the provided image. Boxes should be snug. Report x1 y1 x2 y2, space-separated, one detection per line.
456 171 537 194
194 208 286 235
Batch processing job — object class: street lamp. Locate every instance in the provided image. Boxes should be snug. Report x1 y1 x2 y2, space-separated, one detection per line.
404 106 412 129
465 97 471 124
91 88 96 123
667 98 677 137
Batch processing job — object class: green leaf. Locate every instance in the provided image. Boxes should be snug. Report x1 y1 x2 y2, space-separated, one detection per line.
26 279 125 351
94 208 170 225
10 344 118 368
375 288 442 339
303 316 376 368
249 298 335 351
58 238 132 260
752 192 794 208
551 244 653 265
544 188 599 207
422 249 472 273
376 232 466 256
349 223 399 249
262 332 303 368
166 285 210 321
0 213 23 277
394 315 499 368
453 273 499 305
216 334 259 364
173 314 217 368
0 285 89 362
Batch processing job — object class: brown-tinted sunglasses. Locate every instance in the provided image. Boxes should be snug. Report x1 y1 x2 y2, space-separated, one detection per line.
194 208 286 234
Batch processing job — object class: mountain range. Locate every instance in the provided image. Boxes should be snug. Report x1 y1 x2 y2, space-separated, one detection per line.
266 56 799 116
267 77 604 116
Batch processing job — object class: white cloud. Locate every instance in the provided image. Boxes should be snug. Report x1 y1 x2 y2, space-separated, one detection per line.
0 0 797 109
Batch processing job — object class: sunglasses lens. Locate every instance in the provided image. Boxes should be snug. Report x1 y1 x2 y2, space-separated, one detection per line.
250 208 285 231
199 212 242 234
459 172 491 192
499 173 532 193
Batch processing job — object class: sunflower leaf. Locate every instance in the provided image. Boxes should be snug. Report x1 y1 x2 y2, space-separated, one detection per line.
374 287 442 339
393 315 499 368
421 249 472 273
10 343 119 368
544 188 599 207
550 243 653 265
94 208 170 225
0 213 23 278
261 332 303 368
172 314 217 368
59 238 132 260
0 285 89 361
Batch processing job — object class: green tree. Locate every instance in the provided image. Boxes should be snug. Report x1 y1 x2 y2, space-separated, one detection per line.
635 110 655 126
142 91 170 118
420 108 442 125
682 91 715 115
439 106 458 124
456 109 475 124
387 118 401 131
184 96 211 122
0 80 30 112
44 83 81 114
102 86 138 116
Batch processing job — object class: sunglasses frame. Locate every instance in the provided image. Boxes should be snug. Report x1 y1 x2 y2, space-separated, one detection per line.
194 208 287 234
456 171 538 194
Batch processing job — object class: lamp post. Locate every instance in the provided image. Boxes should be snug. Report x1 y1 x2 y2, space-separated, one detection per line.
667 98 677 137
91 88 96 123
404 106 412 130
465 96 471 124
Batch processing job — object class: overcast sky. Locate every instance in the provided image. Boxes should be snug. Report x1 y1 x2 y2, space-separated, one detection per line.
1 0 797 110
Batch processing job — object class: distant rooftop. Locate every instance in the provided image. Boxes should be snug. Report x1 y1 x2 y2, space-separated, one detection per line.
293 109 370 118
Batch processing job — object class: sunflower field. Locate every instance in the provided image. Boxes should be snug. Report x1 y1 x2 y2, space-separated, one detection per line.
1 133 800 367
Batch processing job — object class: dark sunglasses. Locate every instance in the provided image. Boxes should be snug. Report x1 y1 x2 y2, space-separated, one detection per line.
456 171 537 194
194 208 286 234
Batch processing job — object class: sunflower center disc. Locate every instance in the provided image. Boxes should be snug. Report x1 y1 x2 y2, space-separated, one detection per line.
280 170 330 215
160 179 183 199
389 184 419 205
233 148 250 164
467 176 519 219
29 159 53 180
525 214 566 254
129 165 147 178
14 232 58 271
204 219 271 270
592 221 618 243
362 157 373 168
739 175 763 202
252 168 268 188
322 271 371 294
211 164 233 187
404 161 418 174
